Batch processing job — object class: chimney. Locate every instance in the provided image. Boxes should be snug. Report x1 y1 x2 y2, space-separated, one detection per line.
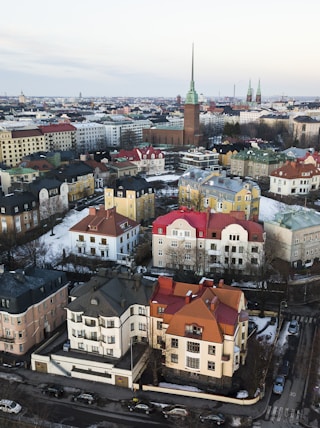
89 206 97 216
185 290 192 303
210 296 219 311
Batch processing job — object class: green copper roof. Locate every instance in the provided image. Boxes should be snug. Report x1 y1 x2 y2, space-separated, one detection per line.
8 167 37 175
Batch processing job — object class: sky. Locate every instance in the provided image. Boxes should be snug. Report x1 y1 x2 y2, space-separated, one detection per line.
1 0 320 100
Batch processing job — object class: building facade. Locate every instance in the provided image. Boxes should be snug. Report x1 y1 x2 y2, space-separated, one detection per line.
149 276 248 388
230 149 288 178
179 148 220 172
69 206 140 262
0 266 68 355
178 169 261 221
0 167 40 195
105 176 155 223
111 147 165 176
269 161 320 196
38 123 77 152
264 209 320 268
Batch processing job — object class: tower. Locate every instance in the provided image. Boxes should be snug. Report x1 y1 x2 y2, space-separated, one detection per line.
183 44 201 146
256 79 261 104
246 79 252 103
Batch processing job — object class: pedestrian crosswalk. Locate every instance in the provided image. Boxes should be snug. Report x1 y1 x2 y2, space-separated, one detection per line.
265 405 301 424
287 314 318 324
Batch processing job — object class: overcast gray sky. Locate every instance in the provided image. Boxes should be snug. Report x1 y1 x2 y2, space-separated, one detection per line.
1 0 319 99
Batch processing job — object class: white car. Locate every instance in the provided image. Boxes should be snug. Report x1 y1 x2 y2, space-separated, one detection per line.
0 399 22 414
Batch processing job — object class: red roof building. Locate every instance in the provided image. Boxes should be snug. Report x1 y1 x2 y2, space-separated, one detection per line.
150 276 248 387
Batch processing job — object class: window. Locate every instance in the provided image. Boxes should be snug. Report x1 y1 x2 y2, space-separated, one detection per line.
130 323 134 331
157 321 163 330
158 228 163 234
171 354 178 363
185 254 191 261
107 320 114 328
186 356 199 369
208 345 216 355
239 246 244 253
185 242 191 249
107 336 115 344
79 235 84 242
251 246 258 253
232 246 236 252
225 245 229 252
90 237 95 243
90 248 96 255
130 307 134 316
158 249 163 256
172 230 178 236
158 238 163 245
251 258 258 265
208 361 215 371
157 307 165 314
171 241 178 247
187 341 200 353
139 323 146 331
171 338 178 348
138 307 146 316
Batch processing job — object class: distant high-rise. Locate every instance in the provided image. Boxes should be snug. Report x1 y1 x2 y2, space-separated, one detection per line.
176 94 181 106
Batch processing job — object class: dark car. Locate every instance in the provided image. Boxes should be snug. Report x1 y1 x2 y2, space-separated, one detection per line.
162 404 189 418
72 392 98 405
279 360 290 377
199 412 225 425
42 384 64 398
128 401 155 414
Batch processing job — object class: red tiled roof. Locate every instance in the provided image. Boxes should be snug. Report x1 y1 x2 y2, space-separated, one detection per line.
207 212 264 242
12 129 43 138
83 160 108 172
150 276 244 341
271 160 320 178
113 146 164 162
20 159 54 171
69 206 139 236
152 208 207 237
38 123 77 133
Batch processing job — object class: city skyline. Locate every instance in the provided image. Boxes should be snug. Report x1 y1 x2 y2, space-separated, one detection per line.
1 0 320 99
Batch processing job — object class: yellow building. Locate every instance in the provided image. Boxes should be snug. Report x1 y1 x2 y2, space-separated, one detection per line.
50 163 94 203
179 169 260 221
0 129 46 167
104 176 155 223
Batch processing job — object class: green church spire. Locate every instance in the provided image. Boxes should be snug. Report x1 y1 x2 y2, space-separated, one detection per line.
185 43 199 105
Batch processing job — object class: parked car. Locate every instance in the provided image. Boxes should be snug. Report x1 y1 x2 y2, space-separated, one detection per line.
42 384 64 398
72 392 98 405
162 404 189 418
273 375 285 395
128 401 155 414
0 399 22 414
288 320 299 335
279 360 290 377
236 390 249 399
199 412 225 425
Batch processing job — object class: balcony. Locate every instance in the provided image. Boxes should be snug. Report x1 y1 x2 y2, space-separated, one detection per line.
208 249 220 256
0 336 15 343
98 243 109 251
76 240 86 248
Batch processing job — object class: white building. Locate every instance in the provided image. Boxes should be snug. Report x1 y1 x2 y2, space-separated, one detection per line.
104 119 152 147
73 122 106 153
69 206 140 262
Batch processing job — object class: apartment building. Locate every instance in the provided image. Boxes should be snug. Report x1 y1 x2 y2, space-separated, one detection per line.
0 192 39 236
264 209 320 268
38 123 77 152
230 149 288 178
69 206 140 262
269 161 320 196
111 146 165 175
152 208 265 274
0 167 40 194
178 169 260 221
0 128 46 167
0 266 68 355
179 148 220 172
49 162 95 203
149 276 248 388
31 269 156 388
73 122 106 153
104 119 152 147
105 176 155 223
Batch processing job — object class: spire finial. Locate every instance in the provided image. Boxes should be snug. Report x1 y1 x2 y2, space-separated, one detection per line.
185 44 198 105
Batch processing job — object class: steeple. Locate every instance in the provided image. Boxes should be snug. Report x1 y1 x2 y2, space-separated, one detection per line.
185 43 198 105
256 79 261 104
246 79 252 103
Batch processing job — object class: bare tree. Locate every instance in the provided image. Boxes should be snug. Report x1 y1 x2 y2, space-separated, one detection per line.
40 198 65 236
14 237 49 268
